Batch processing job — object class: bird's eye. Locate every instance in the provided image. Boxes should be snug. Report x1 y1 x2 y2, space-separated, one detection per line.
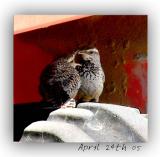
89 51 94 54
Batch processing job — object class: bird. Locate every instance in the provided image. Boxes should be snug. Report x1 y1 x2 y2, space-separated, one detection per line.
75 48 105 104
39 53 81 109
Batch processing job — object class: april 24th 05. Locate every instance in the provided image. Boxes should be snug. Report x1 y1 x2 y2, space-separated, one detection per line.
78 143 142 152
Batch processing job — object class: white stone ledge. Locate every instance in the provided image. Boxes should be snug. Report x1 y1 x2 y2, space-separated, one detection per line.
47 108 94 126
20 103 148 143
78 103 148 142
20 121 94 143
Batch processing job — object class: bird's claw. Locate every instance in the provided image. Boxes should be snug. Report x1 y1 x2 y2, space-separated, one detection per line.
61 98 76 109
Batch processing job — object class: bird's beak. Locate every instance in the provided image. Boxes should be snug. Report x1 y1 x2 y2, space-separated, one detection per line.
67 53 75 63
74 50 80 55
77 51 84 55
77 51 91 61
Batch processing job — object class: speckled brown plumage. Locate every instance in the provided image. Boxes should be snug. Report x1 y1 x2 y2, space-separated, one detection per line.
75 48 105 103
39 55 81 109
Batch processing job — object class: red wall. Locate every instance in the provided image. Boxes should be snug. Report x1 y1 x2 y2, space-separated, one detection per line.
14 36 53 103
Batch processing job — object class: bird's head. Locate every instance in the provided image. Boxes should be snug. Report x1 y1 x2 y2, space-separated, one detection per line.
75 48 100 64
66 53 81 68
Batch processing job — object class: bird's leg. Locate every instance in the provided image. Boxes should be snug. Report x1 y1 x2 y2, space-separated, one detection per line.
90 97 99 103
75 98 85 107
61 98 76 109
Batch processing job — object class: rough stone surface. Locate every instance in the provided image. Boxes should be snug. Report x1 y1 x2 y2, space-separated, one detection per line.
20 121 94 142
78 103 148 142
21 103 148 143
47 108 94 127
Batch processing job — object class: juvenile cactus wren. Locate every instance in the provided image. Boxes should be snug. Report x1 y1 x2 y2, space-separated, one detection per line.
39 54 81 109
75 48 105 103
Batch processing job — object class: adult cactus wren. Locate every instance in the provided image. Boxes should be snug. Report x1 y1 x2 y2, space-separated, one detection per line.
39 54 81 109
75 48 105 103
